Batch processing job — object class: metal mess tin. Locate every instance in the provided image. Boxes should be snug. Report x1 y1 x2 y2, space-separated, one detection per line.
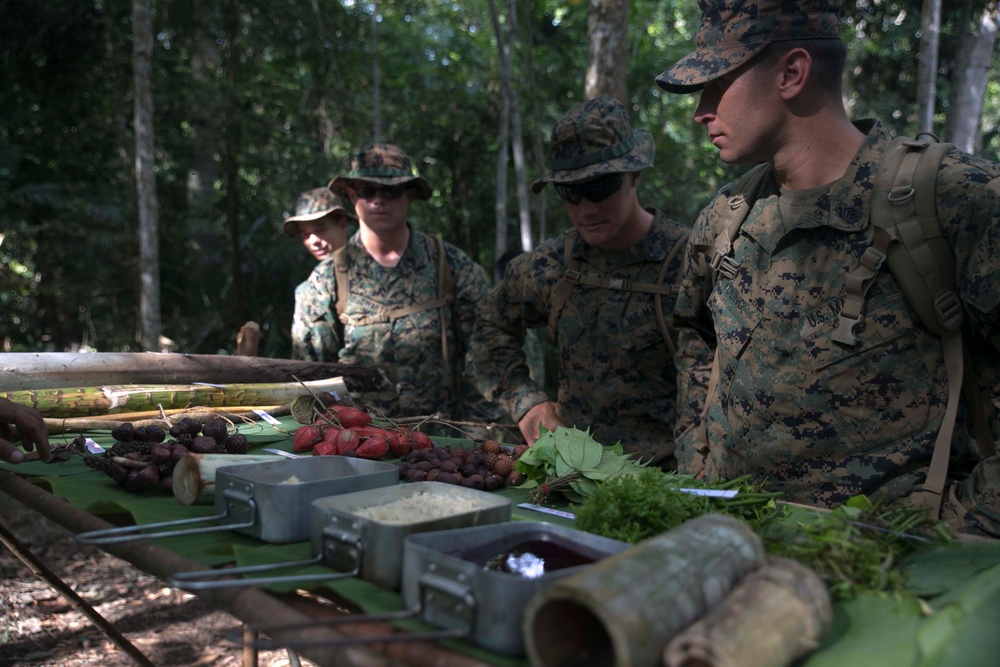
77 456 399 545
310 481 513 590
401 521 630 656
170 480 512 592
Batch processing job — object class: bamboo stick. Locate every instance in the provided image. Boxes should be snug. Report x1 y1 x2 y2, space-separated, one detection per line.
0 352 389 393
2 378 347 419
663 557 832 667
39 405 290 434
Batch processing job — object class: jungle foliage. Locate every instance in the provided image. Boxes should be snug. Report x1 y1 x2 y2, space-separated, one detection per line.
1 0 997 356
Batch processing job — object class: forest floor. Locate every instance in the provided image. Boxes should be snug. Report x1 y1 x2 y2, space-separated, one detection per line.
0 492 316 667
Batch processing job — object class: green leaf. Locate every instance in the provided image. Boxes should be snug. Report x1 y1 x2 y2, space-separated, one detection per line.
552 426 603 471
915 563 1000 666
569 477 598 498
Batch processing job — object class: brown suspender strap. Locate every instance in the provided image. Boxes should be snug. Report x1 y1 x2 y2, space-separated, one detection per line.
333 238 455 337
434 234 454 368
547 229 685 345
655 229 690 359
332 245 351 331
547 234 580 341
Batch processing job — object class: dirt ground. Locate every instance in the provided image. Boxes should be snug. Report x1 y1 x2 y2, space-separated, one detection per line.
0 492 317 667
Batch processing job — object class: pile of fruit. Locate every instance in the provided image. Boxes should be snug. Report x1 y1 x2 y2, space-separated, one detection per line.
396 440 528 490
292 404 433 460
82 417 248 495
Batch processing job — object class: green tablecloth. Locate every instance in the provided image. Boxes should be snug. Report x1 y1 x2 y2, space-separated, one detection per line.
3 415 999 667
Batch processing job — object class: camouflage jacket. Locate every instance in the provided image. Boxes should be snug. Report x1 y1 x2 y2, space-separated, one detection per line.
292 226 497 423
673 119 1000 507
469 210 689 466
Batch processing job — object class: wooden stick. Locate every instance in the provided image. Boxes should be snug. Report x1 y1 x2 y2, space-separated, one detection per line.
3 378 347 419
38 405 291 434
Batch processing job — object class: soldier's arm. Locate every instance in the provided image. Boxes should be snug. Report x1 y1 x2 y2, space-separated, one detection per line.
468 253 550 424
949 159 1000 438
672 211 719 471
291 261 341 361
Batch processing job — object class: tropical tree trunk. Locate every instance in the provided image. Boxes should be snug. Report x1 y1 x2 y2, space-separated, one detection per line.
371 0 382 143
489 0 512 278
522 0 548 246
223 0 247 331
132 0 161 351
586 0 629 102
946 3 999 153
508 0 533 254
915 0 942 134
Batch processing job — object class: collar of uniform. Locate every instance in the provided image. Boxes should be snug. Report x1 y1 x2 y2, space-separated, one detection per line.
346 223 432 274
741 119 884 251
823 118 885 232
568 208 670 268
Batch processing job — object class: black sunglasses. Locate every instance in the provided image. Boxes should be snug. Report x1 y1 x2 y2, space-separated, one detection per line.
352 184 409 200
554 173 625 205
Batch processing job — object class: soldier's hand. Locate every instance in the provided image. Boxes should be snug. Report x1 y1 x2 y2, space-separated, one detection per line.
0 398 51 464
518 401 566 446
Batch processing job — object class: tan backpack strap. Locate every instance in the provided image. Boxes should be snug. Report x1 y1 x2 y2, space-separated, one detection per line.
864 136 970 518
693 163 771 280
332 245 351 325
654 229 690 359
547 232 580 341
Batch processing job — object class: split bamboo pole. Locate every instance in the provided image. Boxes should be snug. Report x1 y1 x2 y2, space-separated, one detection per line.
2 378 347 419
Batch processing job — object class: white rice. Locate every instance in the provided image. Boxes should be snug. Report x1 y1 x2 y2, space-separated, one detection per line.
352 491 490 524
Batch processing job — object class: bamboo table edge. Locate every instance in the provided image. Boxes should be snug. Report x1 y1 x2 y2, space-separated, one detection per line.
0 471 495 667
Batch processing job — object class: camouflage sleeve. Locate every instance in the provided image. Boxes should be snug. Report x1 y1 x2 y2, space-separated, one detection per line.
445 244 489 353
672 203 720 470
445 245 510 424
291 261 341 362
947 154 1000 422
469 251 552 422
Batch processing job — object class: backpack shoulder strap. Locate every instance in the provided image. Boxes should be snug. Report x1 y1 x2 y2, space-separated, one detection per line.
695 163 771 280
654 228 691 358
862 135 994 516
332 245 351 325
547 232 581 341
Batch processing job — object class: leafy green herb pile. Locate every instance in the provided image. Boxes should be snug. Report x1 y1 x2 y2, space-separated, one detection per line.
574 467 781 542
763 496 953 600
514 426 648 504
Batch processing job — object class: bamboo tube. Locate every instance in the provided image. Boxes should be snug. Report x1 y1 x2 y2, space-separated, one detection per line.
39 405 290 434
663 557 832 667
0 352 389 392
172 453 288 505
2 378 348 418
522 515 765 667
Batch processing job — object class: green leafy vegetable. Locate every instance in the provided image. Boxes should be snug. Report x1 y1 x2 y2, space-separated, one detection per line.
574 467 781 543
763 498 953 601
514 426 647 504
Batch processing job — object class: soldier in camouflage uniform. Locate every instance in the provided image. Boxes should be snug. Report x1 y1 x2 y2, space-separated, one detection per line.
292 144 500 428
469 97 690 467
283 187 357 263
658 0 1000 534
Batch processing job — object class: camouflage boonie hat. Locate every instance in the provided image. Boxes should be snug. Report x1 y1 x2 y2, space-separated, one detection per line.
655 0 842 94
282 187 357 237
329 143 433 201
531 96 654 194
